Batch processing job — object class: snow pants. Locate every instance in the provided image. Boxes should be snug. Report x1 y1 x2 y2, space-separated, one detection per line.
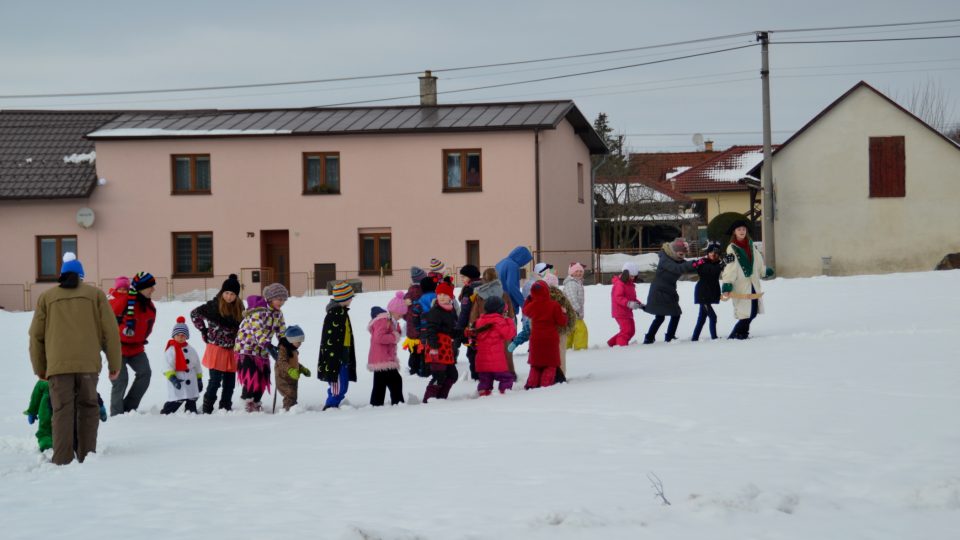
424 364 458 402
566 319 588 350
607 317 635 347
370 369 404 406
525 366 557 389
477 371 516 394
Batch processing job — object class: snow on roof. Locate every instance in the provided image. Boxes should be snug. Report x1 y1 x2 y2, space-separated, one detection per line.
86 128 293 138
707 149 765 182
62 151 96 164
665 166 691 180
595 182 683 204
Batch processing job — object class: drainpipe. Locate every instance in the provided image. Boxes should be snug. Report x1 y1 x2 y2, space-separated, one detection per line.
535 129 541 254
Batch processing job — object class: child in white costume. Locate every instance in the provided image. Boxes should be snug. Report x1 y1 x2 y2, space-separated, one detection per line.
161 317 203 414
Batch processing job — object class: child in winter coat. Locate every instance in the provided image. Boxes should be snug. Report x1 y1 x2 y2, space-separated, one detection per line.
643 238 696 344
721 220 774 340
470 296 518 395
318 282 357 410
522 281 568 389
608 263 643 347
234 283 288 413
161 317 203 414
107 276 129 301
274 325 309 411
402 267 427 377
109 271 157 416
422 281 459 402
25 381 107 452
191 273 244 413
691 242 724 341
368 292 408 406
562 263 588 350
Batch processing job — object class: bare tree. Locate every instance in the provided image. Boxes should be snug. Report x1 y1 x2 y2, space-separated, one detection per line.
594 179 692 249
894 78 957 134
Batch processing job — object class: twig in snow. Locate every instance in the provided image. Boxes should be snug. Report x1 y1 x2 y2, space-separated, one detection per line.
647 472 671 506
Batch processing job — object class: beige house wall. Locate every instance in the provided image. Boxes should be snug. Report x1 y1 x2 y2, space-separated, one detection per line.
772 85 960 277
685 190 752 224
1 128 599 298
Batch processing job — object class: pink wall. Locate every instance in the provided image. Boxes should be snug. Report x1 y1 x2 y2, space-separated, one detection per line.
1 126 601 300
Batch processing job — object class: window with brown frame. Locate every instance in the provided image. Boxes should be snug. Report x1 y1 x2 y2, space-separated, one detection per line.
359 229 392 275
172 232 213 277
466 240 480 267
36 235 77 281
869 136 905 198
443 149 482 192
303 152 341 194
577 162 585 203
171 154 211 194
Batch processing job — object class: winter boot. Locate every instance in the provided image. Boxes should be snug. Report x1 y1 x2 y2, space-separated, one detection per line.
202 396 215 414
642 334 656 344
478 389 493 397
422 383 440 403
664 334 676 343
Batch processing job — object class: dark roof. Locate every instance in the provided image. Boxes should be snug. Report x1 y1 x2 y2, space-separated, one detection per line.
672 145 776 193
87 101 608 154
627 150 718 184
0 110 121 199
772 81 960 158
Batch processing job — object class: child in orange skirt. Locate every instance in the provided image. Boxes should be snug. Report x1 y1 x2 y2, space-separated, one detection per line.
190 274 244 413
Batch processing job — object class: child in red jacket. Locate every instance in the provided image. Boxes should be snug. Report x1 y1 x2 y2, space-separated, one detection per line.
108 271 157 416
607 262 644 347
470 296 517 396
521 281 568 389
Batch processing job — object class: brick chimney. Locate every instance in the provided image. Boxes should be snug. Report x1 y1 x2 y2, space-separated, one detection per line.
704 139 714 152
419 70 437 106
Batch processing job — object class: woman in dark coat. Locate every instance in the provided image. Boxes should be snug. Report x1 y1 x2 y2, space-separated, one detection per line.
691 242 723 341
643 238 696 343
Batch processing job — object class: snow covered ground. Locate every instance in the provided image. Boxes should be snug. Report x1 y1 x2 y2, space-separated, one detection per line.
1 271 958 539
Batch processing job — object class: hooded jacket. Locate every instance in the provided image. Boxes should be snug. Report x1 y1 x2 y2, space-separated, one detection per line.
521 282 568 368
495 246 533 313
234 295 286 359
610 275 638 319
473 312 517 373
468 279 515 326
643 244 696 317
367 312 401 371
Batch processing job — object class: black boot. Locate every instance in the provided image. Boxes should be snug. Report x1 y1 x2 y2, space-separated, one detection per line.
642 334 655 344
202 397 215 414
664 334 676 343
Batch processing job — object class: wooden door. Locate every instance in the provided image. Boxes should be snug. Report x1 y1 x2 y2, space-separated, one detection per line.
260 230 290 290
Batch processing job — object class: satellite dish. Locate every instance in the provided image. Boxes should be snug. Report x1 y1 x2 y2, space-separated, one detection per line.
692 133 704 149
76 207 95 229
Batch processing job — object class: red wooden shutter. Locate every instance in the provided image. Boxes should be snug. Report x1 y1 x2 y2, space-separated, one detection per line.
869 136 905 197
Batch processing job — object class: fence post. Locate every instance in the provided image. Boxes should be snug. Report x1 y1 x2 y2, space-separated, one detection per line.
24 282 31 312
167 279 174 301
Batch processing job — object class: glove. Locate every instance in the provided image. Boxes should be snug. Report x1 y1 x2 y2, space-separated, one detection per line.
27 413 37 425
298 365 311 377
692 258 706 268
627 301 641 310
98 403 108 422
765 267 775 278
287 367 301 380
507 342 518 353
724 254 735 264
197 378 203 393
266 343 278 361
168 375 182 390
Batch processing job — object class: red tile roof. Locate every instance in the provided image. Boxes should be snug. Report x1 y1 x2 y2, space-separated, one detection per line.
628 151 718 184
671 145 776 193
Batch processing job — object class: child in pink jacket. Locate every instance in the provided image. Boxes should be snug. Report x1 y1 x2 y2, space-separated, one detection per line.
368 292 407 406
607 262 644 347
469 296 517 396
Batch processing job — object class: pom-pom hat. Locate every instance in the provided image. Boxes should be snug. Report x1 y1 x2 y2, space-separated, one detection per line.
171 316 190 339
60 252 84 278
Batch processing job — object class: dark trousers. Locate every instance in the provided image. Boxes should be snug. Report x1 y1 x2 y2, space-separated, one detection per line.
110 352 151 416
203 369 236 413
408 350 430 378
48 373 99 465
161 399 198 415
424 364 458 402
729 288 760 339
370 369 404 406
466 346 478 380
692 304 718 340
646 315 680 342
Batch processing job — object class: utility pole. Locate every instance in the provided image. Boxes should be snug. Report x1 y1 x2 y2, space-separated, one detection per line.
758 31 775 269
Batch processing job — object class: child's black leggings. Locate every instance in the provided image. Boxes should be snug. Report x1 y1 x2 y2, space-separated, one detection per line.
692 304 718 340
646 315 680 342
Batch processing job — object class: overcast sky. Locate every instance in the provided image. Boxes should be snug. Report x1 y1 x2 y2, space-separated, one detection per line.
2 0 958 151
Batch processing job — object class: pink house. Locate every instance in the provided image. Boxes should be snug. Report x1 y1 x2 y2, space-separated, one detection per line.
0 84 606 308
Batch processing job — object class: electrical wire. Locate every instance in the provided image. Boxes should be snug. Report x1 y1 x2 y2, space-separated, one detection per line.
768 18 960 33
774 34 960 44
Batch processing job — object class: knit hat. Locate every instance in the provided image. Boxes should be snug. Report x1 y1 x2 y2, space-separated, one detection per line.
221 273 241 295
59 252 84 279
568 262 585 275
622 262 640 276
670 238 689 256
459 264 480 281
132 271 156 291
370 306 387 319
435 281 454 298
114 276 130 291
284 325 305 343
387 291 408 316
332 281 355 303
410 266 427 284
533 262 553 275
429 258 445 274
484 295 505 314
705 241 722 254
171 316 190 339
419 276 437 293
262 283 289 303
544 273 559 288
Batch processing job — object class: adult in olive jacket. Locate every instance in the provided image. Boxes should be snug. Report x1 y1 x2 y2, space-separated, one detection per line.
28 253 121 465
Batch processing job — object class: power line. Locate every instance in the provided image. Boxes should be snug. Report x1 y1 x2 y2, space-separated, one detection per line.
769 17 960 33
775 34 960 44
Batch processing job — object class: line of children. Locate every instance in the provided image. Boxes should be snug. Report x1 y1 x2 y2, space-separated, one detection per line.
234 283 288 413
317 281 357 410
274 325 309 411
367 292 407 406
190 274 244 413
161 317 203 414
